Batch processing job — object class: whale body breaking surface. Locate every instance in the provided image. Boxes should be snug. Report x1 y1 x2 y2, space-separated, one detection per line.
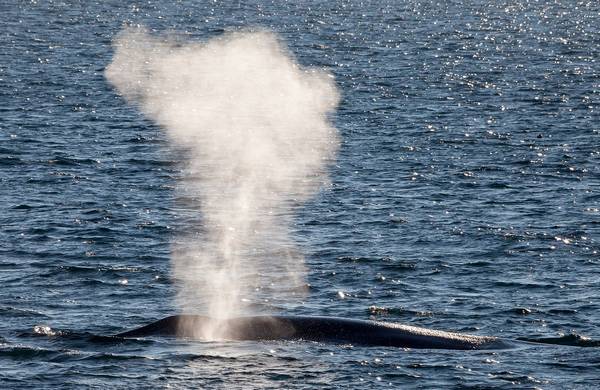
116 315 511 350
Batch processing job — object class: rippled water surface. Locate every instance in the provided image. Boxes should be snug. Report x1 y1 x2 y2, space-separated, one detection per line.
1 1 599 388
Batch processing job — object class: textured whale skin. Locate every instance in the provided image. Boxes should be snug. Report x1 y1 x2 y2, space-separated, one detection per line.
116 315 510 350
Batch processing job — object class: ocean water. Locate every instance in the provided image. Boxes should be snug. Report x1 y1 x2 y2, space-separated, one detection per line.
1 0 599 388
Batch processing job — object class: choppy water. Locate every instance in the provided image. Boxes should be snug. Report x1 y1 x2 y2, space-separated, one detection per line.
1 1 599 388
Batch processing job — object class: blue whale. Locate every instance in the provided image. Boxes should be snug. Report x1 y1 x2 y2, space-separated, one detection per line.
116 315 511 350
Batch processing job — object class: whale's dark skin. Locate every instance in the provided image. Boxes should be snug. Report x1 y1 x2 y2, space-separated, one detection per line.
116 315 512 350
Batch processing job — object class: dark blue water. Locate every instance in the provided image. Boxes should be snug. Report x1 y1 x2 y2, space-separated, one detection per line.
1 1 599 388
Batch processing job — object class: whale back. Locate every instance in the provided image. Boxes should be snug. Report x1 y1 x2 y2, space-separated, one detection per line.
116 315 509 350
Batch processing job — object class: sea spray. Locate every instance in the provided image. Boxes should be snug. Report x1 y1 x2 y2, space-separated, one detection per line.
105 27 339 339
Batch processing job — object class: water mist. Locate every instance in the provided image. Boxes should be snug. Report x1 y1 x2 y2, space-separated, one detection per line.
105 27 339 339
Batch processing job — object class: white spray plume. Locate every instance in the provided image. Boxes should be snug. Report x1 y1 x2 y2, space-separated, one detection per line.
106 27 339 339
